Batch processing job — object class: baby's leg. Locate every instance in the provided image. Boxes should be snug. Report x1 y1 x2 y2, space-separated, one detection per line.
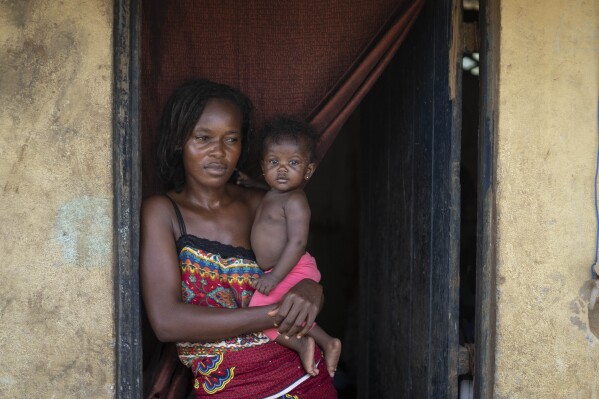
274 334 318 376
309 326 342 378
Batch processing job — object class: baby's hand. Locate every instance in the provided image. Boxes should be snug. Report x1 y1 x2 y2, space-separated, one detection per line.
236 170 269 190
236 170 252 187
254 274 280 295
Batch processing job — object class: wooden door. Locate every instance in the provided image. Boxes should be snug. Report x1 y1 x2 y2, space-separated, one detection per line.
358 0 461 397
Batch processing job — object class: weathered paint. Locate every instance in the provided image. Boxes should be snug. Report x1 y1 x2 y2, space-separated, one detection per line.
54 196 112 266
495 0 599 396
0 0 115 397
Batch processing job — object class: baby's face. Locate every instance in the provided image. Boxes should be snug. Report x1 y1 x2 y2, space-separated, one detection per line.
261 139 315 193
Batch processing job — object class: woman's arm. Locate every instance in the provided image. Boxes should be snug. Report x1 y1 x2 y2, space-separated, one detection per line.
270 279 324 339
140 196 276 342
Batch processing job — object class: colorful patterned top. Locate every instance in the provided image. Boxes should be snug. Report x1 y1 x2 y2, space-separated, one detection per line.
167 197 336 399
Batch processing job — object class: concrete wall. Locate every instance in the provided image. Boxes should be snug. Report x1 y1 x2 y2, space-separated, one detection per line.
495 0 599 396
1 0 598 397
0 1 115 397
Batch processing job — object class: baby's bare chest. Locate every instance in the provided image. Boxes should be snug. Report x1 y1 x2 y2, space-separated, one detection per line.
254 201 286 228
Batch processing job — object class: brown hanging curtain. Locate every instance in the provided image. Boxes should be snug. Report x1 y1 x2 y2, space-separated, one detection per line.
141 0 424 396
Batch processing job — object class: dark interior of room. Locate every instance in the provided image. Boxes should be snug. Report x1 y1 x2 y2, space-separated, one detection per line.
458 6 480 395
306 5 481 398
304 110 361 398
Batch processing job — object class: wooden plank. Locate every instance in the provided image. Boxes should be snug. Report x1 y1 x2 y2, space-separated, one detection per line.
474 0 499 397
387 61 416 394
430 0 461 397
408 10 434 393
358 0 460 396
113 0 143 397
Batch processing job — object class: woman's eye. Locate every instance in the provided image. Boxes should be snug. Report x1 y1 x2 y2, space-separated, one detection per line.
225 137 239 143
195 135 209 142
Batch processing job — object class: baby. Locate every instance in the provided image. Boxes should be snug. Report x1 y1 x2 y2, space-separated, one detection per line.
245 116 341 378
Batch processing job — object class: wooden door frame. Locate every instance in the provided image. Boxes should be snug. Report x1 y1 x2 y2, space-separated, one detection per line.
114 0 142 397
111 0 499 397
474 0 499 397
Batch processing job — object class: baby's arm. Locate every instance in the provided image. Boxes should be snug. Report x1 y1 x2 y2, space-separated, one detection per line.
254 191 311 295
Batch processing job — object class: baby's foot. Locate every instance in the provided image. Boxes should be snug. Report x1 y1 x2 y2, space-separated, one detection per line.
324 338 342 378
297 336 318 376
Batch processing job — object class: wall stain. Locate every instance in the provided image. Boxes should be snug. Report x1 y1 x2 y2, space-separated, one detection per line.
0 23 80 126
570 315 587 332
1 0 33 27
589 296 599 338
53 196 111 267
2 133 31 194
570 281 599 341
0 297 15 318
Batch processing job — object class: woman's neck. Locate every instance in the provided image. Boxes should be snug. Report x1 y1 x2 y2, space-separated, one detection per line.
178 183 234 210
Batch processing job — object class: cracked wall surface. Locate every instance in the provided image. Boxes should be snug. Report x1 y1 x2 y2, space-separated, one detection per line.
495 0 599 396
0 0 115 397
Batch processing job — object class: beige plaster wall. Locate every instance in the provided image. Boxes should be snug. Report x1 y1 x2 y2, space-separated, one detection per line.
0 1 115 397
495 0 599 397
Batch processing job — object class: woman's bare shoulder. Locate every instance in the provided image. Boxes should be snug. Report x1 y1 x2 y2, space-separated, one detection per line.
141 194 176 223
142 193 171 211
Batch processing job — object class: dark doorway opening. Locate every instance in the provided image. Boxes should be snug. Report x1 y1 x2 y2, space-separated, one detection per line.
304 110 361 398
305 1 463 397
457 3 480 394
121 0 464 397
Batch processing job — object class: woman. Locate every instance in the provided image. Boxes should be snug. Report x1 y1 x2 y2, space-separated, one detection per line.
140 79 336 398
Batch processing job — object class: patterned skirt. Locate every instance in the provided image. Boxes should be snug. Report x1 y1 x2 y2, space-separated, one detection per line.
179 339 336 399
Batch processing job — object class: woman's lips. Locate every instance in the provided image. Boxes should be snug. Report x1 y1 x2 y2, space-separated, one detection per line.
204 163 227 175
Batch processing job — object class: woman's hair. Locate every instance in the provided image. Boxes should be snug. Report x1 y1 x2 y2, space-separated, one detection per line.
260 116 320 162
156 79 254 191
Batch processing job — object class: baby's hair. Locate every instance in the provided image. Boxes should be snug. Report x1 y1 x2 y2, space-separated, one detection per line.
156 78 254 191
260 116 319 162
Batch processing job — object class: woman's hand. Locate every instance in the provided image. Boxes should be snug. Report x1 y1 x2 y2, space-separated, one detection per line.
268 279 323 339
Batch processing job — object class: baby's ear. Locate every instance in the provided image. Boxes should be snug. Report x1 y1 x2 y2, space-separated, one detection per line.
305 163 317 180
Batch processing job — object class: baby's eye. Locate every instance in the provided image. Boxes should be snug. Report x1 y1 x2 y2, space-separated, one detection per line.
268 159 278 165
289 160 299 166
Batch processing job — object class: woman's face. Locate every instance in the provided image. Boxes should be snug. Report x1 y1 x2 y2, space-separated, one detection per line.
182 98 243 189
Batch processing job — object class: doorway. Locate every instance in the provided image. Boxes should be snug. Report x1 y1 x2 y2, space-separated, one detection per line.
113 0 468 397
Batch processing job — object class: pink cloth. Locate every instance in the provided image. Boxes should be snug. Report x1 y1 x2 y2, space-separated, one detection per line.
250 253 321 340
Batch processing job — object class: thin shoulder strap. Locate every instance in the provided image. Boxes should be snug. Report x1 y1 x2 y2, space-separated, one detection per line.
165 195 187 237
